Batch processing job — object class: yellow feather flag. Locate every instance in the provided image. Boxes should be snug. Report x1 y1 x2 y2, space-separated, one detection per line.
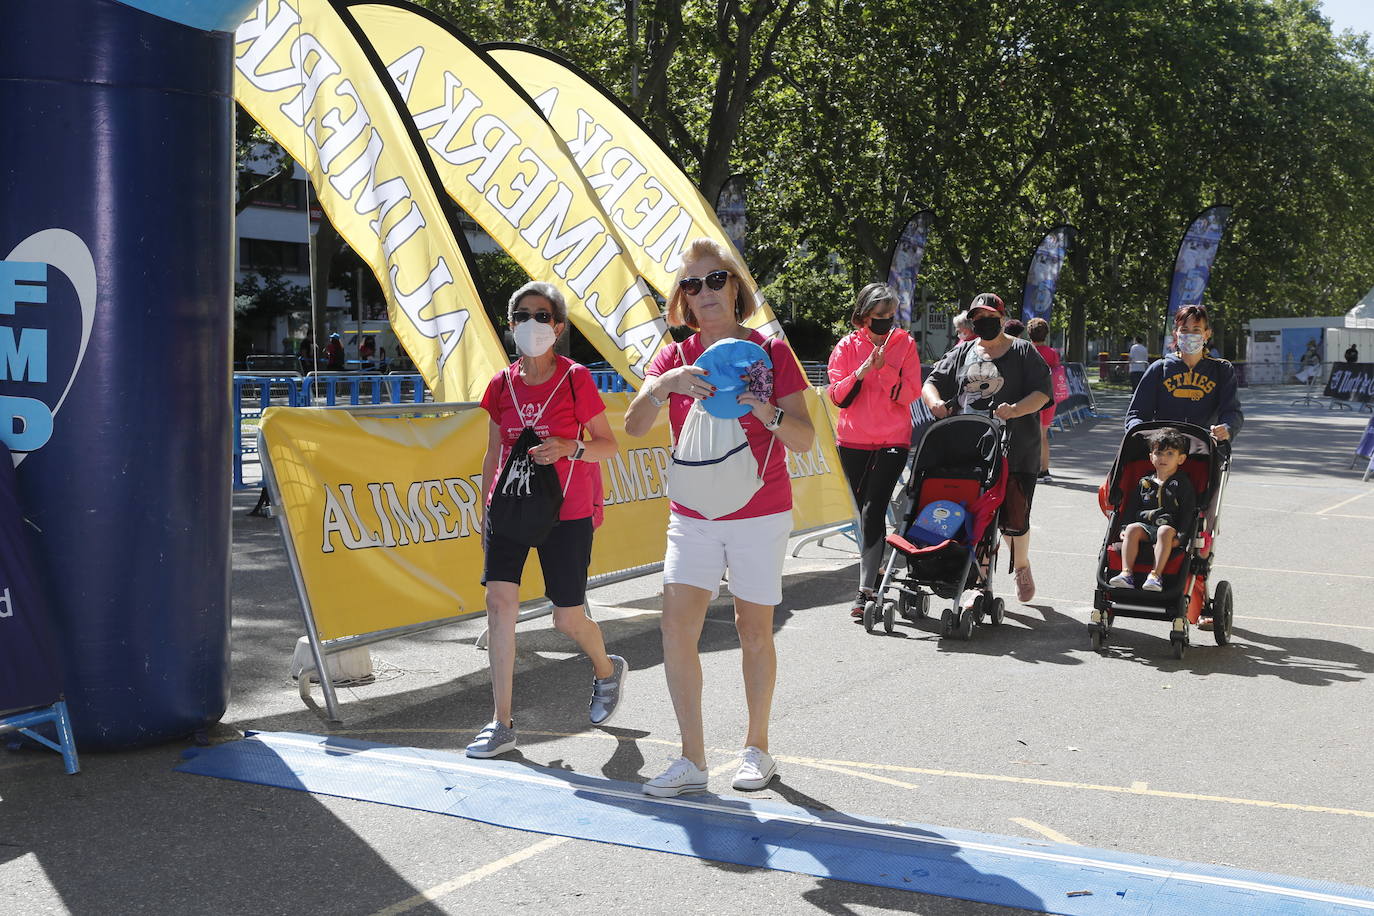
486 43 785 339
234 0 507 400
347 3 670 383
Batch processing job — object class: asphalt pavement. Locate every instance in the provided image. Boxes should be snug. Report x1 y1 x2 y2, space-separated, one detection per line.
3 384 1373 915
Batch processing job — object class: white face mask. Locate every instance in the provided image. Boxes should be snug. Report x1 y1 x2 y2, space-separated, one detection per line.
1177 332 1206 355
514 319 557 357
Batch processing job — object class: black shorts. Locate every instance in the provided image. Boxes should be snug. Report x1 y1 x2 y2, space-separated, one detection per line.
1000 472 1037 536
482 516 595 608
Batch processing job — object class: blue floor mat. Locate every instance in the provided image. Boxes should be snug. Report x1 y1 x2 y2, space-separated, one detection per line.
176 732 1374 915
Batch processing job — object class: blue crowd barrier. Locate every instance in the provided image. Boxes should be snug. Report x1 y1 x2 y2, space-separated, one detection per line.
232 372 429 490
589 370 633 393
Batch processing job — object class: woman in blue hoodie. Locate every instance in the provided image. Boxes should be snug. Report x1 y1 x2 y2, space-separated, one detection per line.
1125 305 1243 440
1123 304 1242 628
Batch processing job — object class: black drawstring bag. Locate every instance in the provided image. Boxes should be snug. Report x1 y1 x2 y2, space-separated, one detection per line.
487 363 574 546
488 426 563 545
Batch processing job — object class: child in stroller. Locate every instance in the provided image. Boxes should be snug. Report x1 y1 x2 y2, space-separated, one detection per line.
862 414 1009 640
1090 421 1234 658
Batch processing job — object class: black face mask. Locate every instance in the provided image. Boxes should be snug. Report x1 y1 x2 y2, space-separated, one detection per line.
868 316 894 335
972 315 1003 340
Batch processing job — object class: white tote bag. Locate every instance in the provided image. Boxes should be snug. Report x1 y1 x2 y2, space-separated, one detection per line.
666 400 774 519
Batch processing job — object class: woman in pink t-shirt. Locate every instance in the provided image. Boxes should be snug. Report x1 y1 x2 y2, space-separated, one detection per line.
625 238 814 798
465 281 626 761
1027 317 1061 481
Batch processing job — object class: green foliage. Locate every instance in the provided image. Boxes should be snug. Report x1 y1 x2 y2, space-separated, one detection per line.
410 0 1374 357
233 267 311 359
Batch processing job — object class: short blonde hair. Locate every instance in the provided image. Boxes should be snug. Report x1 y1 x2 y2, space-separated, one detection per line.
665 238 756 329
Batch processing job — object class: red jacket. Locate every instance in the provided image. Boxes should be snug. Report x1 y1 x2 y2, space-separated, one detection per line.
827 328 922 449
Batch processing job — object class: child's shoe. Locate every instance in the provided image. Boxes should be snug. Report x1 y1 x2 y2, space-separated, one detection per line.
1107 572 1134 589
1142 573 1164 592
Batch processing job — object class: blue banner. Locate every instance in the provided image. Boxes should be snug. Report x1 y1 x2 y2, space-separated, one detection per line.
886 210 934 325
1167 205 1231 320
715 174 749 255
1020 225 1075 323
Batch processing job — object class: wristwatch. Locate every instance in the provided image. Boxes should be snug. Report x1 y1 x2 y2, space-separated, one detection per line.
571 441 586 461
764 407 784 430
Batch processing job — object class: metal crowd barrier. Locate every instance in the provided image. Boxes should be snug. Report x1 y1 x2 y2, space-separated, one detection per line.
232 372 430 490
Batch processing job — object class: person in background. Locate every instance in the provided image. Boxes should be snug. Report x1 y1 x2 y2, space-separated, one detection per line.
923 293 1052 604
325 333 345 371
376 346 388 372
1003 318 1026 339
1128 337 1150 391
298 332 316 373
953 311 975 344
467 281 626 759
827 282 922 619
625 237 813 798
359 335 376 370
1027 317 1061 483
1346 344 1360 364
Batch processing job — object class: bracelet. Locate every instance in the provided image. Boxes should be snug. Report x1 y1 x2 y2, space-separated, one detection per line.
764 406 784 430
645 389 666 408
571 441 586 461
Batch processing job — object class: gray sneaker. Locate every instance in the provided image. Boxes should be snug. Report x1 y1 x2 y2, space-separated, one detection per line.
590 655 628 726
465 719 516 758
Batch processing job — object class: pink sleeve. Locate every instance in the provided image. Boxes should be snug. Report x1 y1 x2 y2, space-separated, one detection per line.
479 370 505 421
770 341 808 401
894 336 923 407
827 336 859 406
645 343 679 378
571 366 607 425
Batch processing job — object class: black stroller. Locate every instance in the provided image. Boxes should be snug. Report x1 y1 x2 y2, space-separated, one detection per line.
863 414 1010 640
1089 420 1233 658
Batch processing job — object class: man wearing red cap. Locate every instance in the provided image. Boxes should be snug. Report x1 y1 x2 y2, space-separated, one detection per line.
921 293 1053 603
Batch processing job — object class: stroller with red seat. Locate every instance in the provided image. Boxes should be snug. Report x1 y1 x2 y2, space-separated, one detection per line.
1090 420 1233 658
863 414 1009 640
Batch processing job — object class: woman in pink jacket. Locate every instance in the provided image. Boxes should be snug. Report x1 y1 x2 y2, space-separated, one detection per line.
827 283 923 617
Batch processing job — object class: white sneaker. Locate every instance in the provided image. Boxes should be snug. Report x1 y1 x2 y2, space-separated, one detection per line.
732 746 777 791
1107 572 1134 589
643 756 708 797
1142 573 1164 592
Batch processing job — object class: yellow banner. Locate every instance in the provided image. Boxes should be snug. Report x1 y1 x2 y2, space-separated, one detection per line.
348 4 670 383
234 0 506 400
485 44 786 339
262 391 852 641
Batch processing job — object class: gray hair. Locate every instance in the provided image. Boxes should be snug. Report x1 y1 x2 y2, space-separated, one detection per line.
507 280 568 324
953 310 972 332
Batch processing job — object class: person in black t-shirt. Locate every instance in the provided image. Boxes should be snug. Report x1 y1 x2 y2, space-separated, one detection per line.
1107 428 1197 592
923 293 1052 604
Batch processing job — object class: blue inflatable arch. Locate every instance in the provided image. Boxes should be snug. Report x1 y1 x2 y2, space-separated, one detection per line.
0 0 260 748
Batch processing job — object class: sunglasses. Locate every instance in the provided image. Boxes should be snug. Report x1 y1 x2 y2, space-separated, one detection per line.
511 311 554 324
677 269 731 296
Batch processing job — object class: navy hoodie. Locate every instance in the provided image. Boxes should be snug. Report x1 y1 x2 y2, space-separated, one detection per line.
1125 354 1243 438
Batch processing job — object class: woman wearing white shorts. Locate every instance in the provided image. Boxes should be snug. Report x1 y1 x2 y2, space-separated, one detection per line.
624 238 814 796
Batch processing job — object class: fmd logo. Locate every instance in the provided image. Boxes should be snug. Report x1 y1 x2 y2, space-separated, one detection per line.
0 230 96 466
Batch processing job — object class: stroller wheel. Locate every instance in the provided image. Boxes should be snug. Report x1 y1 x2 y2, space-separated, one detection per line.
897 590 925 621
957 606 977 640
862 599 878 634
1211 581 1234 646
988 597 1006 626
882 600 896 634
940 608 955 636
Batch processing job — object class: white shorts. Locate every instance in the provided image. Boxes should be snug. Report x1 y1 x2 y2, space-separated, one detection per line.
663 510 793 606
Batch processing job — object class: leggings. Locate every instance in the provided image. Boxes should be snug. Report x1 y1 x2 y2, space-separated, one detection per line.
838 445 910 591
